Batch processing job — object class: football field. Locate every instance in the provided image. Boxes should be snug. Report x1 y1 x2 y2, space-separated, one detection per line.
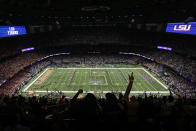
22 68 169 95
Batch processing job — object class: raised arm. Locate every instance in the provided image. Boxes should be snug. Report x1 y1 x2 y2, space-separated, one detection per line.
123 72 134 101
71 89 83 102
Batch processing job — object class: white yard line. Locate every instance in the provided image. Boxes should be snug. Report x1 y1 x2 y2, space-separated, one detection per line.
56 73 66 89
90 75 108 86
23 68 49 91
67 69 76 86
136 70 158 91
116 70 128 87
25 90 169 94
77 70 82 88
84 71 87 85
112 71 121 86
48 68 144 69
63 72 70 85
118 69 129 83
133 70 148 91
103 75 108 85
142 68 168 90
107 70 114 86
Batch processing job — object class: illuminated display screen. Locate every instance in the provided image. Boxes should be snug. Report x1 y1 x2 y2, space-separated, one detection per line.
166 22 196 35
0 26 27 38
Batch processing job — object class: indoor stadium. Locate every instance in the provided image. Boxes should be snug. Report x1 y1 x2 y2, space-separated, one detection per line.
0 0 195 130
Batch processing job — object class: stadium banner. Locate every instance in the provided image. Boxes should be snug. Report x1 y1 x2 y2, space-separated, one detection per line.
0 26 27 38
166 22 196 35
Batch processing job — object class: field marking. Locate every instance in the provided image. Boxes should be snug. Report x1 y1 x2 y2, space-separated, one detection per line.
24 68 169 93
48 68 144 69
55 72 67 89
142 68 168 90
25 90 169 94
103 75 108 85
77 69 83 88
23 68 49 91
34 69 53 85
84 71 87 86
89 75 108 86
107 71 115 86
116 71 127 87
111 71 121 86
118 69 129 83
132 70 148 91
89 70 108 86
67 69 76 86
106 70 114 86
136 70 158 91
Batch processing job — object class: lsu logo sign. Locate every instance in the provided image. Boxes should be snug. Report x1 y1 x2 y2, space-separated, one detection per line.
174 25 191 31
166 22 196 35
8 27 19 35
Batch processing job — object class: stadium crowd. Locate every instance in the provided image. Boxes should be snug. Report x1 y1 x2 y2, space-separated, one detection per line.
144 51 196 83
0 80 195 131
142 61 196 97
0 0 196 130
0 53 43 83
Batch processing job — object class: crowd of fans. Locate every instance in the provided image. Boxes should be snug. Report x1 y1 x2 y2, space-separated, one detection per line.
0 51 195 130
144 51 196 83
0 87 195 131
83 55 139 64
142 61 196 97
0 71 31 96
0 53 43 83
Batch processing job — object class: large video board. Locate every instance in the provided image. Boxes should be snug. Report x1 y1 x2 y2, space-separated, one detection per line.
166 22 196 35
0 26 27 38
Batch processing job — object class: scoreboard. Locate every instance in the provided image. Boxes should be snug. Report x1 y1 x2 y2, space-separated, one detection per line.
0 26 27 38
166 22 196 35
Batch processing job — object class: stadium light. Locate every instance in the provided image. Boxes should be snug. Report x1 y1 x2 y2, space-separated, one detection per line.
21 47 35 52
157 46 172 51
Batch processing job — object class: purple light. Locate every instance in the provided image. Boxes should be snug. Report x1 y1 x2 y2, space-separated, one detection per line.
0 80 7 86
119 52 154 61
157 46 172 51
21 47 35 52
37 53 71 61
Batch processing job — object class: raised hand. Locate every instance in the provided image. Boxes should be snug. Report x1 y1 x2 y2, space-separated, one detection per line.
129 72 134 82
78 89 83 94
72 89 83 101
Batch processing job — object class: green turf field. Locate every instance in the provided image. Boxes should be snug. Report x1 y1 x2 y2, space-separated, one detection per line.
22 67 169 96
